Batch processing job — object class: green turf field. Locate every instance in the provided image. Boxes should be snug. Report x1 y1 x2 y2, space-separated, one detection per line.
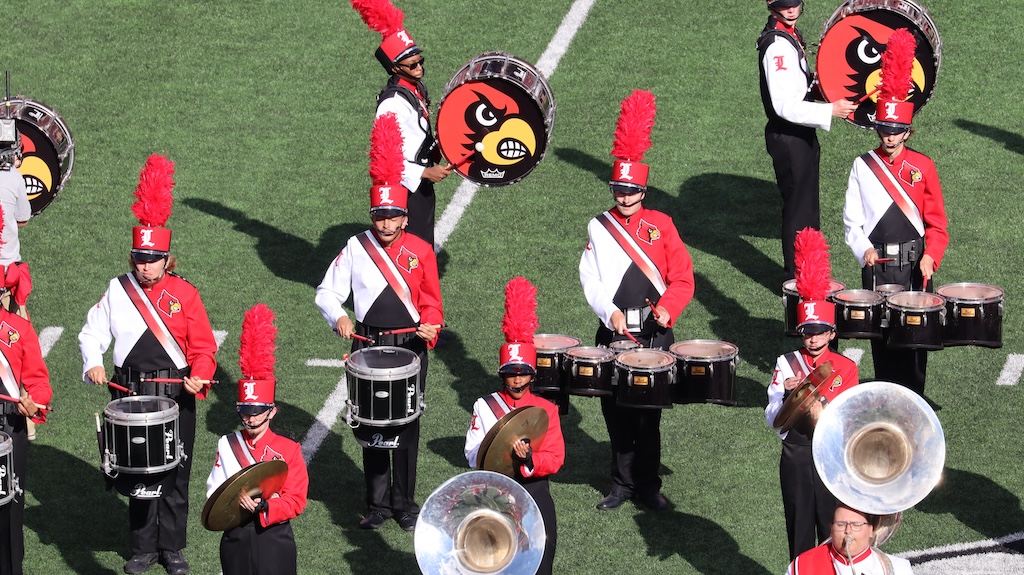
8 0 1024 573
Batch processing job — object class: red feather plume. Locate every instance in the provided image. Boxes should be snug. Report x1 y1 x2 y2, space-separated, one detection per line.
351 0 405 37
501 277 539 345
238 303 277 381
370 113 405 186
0 203 5 251
611 89 656 162
131 154 175 227
878 28 917 103
794 228 832 301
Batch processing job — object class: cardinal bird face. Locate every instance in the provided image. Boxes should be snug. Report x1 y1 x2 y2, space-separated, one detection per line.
436 68 551 186
817 12 937 127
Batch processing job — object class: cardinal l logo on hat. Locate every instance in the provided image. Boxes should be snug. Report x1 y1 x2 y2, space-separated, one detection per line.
618 163 635 181
243 381 259 401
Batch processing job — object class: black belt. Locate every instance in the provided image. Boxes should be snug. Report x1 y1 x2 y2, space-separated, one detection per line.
114 366 191 398
0 401 18 416
873 239 922 270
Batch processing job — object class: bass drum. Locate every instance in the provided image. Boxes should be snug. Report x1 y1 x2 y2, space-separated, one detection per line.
936 283 1004 348
1 97 75 215
436 51 555 186
345 346 422 427
817 0 941 128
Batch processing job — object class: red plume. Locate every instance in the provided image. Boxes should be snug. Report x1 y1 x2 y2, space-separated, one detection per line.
370 112 405 186
611 89 656 162
794 228 832 301
131 154 175 227
501 277 539 344
351 0 405 37
238 303 277 381
0 203 5 251
878 28 917 103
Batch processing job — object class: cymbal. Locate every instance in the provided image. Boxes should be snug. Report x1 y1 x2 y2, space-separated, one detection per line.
477 406 548 477
773 361 834 433
201 460 288 531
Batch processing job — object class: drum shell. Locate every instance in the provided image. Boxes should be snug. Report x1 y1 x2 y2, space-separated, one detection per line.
565 347 616 397
936 283 1004 348
103 396 181 474
346 346 422 427
0 432 12 506
783 279 845 336
614 350 676 409
884 292 945 350
831 289 885 339
669 340 738 405
532 334 580 394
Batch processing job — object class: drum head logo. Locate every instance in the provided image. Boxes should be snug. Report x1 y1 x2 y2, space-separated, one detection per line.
817 13 937 128
5 98 75 216
437 80 547 186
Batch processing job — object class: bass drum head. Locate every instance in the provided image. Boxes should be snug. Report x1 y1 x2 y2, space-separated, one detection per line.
3 97 75 215
817 0 941 128
436 52 554 186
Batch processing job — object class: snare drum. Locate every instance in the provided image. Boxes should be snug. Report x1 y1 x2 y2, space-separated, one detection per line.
1 97 75 215
533 334 580 394
436 51 555 186
103 396 181 474
346 346 422 427
831 289 886 339
783 279 845 335
565 346 616 397
817 0 941 128
0 432 13 506
936 283 1004 348
885 291 945 350
615 349 676 409
669 340 739 405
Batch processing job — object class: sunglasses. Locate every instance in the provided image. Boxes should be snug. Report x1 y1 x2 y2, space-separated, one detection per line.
399 58 425 70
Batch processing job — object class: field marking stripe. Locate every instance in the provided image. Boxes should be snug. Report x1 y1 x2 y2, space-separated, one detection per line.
841 347 864 365
306 358 347 368
434 0 597 253
38 327 64 358
996 353 1024 386
900 530 1024 561
300 374 348 464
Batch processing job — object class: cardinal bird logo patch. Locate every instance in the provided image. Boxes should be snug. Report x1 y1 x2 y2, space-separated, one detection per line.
157 290 182 318
397 246 419 273
899 161 923 187
829 374 844 393
636 219 661 245
260 445 284 462
0 322 20 347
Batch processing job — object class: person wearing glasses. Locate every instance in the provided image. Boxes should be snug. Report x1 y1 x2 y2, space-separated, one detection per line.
757 0 858 280
785 503 914 574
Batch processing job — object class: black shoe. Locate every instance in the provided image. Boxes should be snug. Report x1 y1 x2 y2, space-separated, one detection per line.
359 510 389 530
596 492 631 510
639 492 669 511
123 553 158 574
159 550 190 575
396 512 418 531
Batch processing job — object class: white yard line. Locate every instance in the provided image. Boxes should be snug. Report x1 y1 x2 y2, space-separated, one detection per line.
996 353 1024 386
38 326 63 358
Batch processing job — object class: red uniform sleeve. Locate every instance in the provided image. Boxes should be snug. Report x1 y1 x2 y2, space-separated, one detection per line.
182 287 218 398
414 244 444 349
260 439 309 527
919 156 950 269
521 397 564 478
655 218 695 327
15 319 52 424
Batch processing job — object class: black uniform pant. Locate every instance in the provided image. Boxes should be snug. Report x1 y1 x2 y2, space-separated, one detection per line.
521 478 556 575
780 440 836 560
406 179 436 248
128 393 196 554
862 257 930 396
766 126 821 280
0 414 28 575
596 325 673 498
220 519 296 575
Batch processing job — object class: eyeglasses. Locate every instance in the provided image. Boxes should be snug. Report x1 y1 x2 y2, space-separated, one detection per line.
399 58 425 70
832 521 868 531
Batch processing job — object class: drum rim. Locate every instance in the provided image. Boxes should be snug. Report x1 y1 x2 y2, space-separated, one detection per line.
351 411 421 427
832 288 886 304
0 431 11 455
607 340 640 351
346 346 421 378
783 279 846 295
936 282 1004 302
104 396 180 425
534 333 581 353
615 349 675 371
887 291 945 310
566 346 616 361
669 339 738 361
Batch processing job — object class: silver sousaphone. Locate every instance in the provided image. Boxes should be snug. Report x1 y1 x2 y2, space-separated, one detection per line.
415 471 545 575
813 380 944 546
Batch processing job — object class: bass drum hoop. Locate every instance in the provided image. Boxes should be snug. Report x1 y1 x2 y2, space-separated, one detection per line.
2 97 76 215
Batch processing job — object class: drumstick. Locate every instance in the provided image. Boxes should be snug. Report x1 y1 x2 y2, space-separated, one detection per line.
106 381 136 395
382 323 448 336
857 86 881 103
875 258 895 264
138 377 221 384
0 393 54 412
351 333 374 344
645 298 661 320
622 331 643 348
446 142 485 170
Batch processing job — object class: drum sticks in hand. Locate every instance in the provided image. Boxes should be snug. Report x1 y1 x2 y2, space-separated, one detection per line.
446 142 485 170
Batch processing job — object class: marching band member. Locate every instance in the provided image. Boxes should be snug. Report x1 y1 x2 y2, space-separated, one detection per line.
757 0 857 280
843 29 949 402
78 155 218 575
315 113 443 531
786 503 914 574
0 204 51 575
465 277 565 575
207 304 308 575
579 90 694 512
765 229 859 560
352 0 451 247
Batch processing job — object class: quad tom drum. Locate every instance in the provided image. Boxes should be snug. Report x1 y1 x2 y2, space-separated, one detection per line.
936 283 1004 348
669 340 739 405
615 349 676 409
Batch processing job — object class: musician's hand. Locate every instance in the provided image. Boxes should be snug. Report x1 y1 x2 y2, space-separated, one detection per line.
610 311 627 335
423 165 452 183
239 489 260 513
809 398 825 421
512 439 531 460
832 99 858 118
86 366 107 385
17 394 38 418
335 316 355 339
863 247 879 267
417 323 439 342
182 376 205 395
919 254 936 283
654 305 671 328
783 376 802 391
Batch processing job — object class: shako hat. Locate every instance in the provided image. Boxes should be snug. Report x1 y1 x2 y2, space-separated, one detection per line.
130 154 175 262
610 90 656 194
499 277 539 376
351 0 422 72
874 28 917 134
794 228 836 334
369 112 409 218
237 303 278 416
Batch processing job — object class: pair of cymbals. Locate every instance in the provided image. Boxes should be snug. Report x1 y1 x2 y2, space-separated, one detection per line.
201 460 288 531
773 361 835 433
477 407 548 477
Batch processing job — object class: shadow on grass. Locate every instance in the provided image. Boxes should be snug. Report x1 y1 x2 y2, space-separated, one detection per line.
694 271 784 378
953 120 1024 156
916 466 1024 538
635 506 774 575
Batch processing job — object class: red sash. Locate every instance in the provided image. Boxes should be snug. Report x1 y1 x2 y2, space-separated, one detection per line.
226 431 257 468
356 232 419 321
0 348 19 397
862 151 924 234
783 351 809 381
483 393 512 420
117 274 188 369
596 212 667 294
